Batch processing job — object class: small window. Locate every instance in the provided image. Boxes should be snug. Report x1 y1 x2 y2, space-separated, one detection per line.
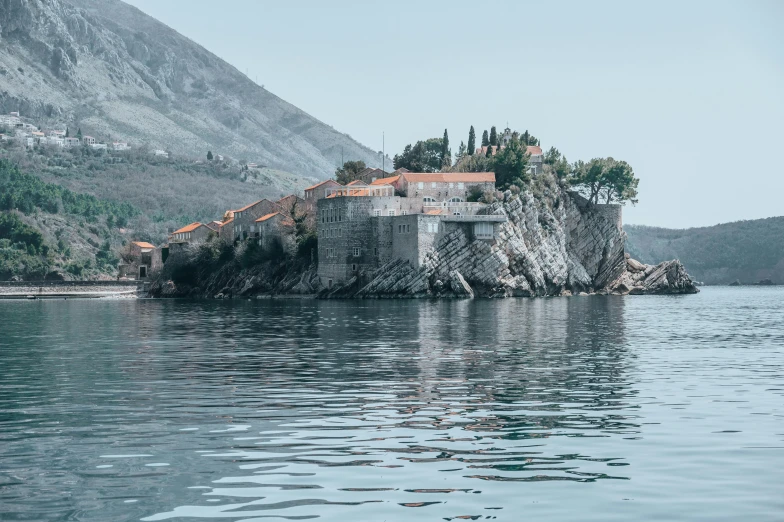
458 182 464 189
388 209 395 216
406 224 410 233
328 279 333 289
353 247 360 257
338 228 342 237
449 183 454 188
417 182 424 190
352 264 357 271
373 209 381 217
474 222 494 239
431 182 437 188
401 210 408 216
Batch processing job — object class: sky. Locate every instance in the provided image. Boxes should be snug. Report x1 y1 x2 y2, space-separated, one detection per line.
123 0 784 228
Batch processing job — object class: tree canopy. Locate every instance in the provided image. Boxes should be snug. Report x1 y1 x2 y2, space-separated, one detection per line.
393 138 446 172
481 130 490 147
570 158 639 205
489 126 498 146
493 135 530 189
467 126 476 155
335 160 367 184
441 129 451 168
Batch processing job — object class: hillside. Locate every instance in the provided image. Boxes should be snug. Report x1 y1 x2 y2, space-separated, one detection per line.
625 218 784 285
0 0 386 181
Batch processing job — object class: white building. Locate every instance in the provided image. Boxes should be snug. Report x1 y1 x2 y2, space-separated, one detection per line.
91 143 108 150
64 137 80 148
112 142 129 151
83 136 96 146
153 149 169 158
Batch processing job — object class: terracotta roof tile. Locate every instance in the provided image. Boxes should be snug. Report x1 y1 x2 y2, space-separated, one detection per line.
304 179 341 191
527 145 543 155
131 241 155 249
256 212 281 223
370 175 400 186
402 172 495 183
172 222 203 234
219 218 234 226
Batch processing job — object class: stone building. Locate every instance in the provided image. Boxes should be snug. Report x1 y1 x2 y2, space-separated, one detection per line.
169 222 214 249
392 172 496 204
316 178 506 288
232 199 281 240
255 212 296 255
119 241 155 279
304 179 342 210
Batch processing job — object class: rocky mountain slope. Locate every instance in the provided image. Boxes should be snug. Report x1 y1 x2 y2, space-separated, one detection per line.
151 180 698 299
626 218 784 285
0 0 385 179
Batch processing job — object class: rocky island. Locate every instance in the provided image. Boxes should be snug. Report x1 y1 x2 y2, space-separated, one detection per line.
150 160 698 299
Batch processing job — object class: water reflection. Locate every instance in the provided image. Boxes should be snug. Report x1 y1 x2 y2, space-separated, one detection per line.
4 292 779 521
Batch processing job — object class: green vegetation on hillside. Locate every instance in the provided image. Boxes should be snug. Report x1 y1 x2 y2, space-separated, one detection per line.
626 217 784 284
0 159 138 224
0 212 51 279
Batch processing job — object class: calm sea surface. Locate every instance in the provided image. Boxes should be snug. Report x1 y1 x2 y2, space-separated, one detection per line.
1 288 783 521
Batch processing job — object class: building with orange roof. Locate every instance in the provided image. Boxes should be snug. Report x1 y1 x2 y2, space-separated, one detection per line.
254 212 297 255
231 199 282 241
304 179 342 208
169 222 213 245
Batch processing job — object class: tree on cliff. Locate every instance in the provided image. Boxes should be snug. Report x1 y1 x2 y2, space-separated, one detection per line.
467 126 476 155
481 130 490 147
570 158 639 205
335 160 367 184
489 126 498 146
455 141 467 164
393 138 445 172
493 135 530 189
441 129 451 168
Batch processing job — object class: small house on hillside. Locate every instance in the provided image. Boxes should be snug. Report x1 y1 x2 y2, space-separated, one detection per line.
304 179 342 209
232 199 282 241
169 222 213 248
255 212 296 255
119 241 158 279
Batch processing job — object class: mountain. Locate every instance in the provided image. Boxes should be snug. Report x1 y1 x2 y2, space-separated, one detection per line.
625 217 784 285
0 0 386 179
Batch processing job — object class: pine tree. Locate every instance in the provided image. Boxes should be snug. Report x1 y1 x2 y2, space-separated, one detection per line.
467 126 476 156
207 150 213 160
481 130 489 147
489 126 497 146
441 129 451 168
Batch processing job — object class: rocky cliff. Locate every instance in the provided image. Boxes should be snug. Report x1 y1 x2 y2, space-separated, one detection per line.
0 0 385 179
151 184 698 299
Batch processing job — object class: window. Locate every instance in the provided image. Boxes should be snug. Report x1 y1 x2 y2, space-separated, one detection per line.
406 224 411 233
373 209 381 217
449 182 454 188
427 222 438 233
388 209 396 216
352 264 357 271
338 208 342 222
401 210 408 216
338 227 343 237
448 197 463 203
431 182 437 188
423 197 436 203
474 222 494 239
374 247 378 256
417 182 424 189
458 182 464 189
353 247 360 257
321 210 325 223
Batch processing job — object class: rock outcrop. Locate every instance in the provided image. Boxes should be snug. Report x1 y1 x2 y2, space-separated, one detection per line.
151 185 698 299
328 187 697 298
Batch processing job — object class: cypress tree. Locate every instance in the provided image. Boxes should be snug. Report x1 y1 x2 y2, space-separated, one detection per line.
467 126 476 155
489 126 497 146
441 128 451 168
481 130 489 147
486 144 493 157
76 128 82 139
207 150 213 160
65 127 70 138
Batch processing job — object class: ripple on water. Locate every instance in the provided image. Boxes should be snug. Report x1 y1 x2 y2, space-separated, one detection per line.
0 289 783 521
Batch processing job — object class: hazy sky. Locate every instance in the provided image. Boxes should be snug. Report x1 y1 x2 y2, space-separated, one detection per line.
124 0 783 228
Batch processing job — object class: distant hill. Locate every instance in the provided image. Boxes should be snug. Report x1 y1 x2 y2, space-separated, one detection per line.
0 0 387 181
625 217 784 285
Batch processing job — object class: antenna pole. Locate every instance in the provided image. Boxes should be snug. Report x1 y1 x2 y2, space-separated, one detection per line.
382 131 385 173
